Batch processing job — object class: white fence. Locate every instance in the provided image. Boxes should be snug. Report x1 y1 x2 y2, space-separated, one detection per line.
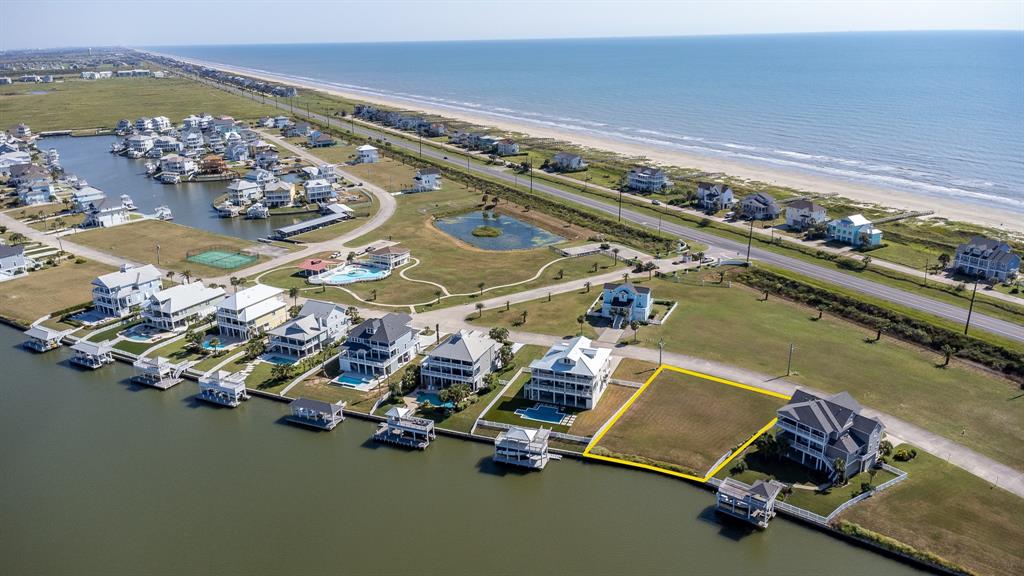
476 419 591 445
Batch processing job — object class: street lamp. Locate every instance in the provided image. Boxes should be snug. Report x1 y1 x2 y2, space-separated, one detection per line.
787 343 796 376
745 219 755 263
658 338 665 366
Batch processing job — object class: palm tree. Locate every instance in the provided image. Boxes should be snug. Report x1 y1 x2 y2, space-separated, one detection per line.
475 302 485 318
584 281 591 293
166 270 175 279
622 272 629 283
875 321 889 342
477 281 485 296
520 309 528 324
289 286 299 308
556 268 564 280
832 457 847 487
229 276 241 293
630 319 641 343
434 290 443 304
182 269 193 283
941 344 956 367
611 247 620 263
577 314 585 335
370 288 378 301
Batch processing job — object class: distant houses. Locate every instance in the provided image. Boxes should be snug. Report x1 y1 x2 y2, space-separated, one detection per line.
526 336 612 410
827 214 883 248
776 389 884 482
598 282 653 326
953 236 1020 282
626 166 670 193
338 313 419 379
420 329 499 392
216 285 287 340
142 283 226 332
308 130 336 148
738 192 781 220
785 199 828 231
550 152 587 172
0 245 28 277
268 300 349 359
92 263 162 318
696 183 736 213
356 144 379 164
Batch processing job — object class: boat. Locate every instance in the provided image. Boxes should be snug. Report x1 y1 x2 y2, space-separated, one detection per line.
245 203 270 219
120 194 137 211
153 206 173 221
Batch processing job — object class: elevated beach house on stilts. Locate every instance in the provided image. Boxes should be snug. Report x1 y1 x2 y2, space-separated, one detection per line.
715 478 784 528
23 325 67 352
374 406 436 449
70 340 115 369
494 426 552 470
338 313 418 380
526 336 612 410
287 398 346 430
216 285 287 340
92 263 162 318
267 300 349 360
420 329 499 392
143 283 226 332
197 370 250 408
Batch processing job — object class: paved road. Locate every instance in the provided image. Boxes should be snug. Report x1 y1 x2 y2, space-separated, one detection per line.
203 78 1021 342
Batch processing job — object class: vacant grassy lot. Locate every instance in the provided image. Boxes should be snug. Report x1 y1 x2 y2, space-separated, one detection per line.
0 77 278 131
841 447 1024 576
612 358 659 383
595 369 786 477
71 219 258 277
471 287 598 338
0 259 115 326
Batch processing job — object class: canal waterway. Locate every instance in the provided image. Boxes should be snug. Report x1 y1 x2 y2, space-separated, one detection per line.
0 326 925 575
43 134 310 241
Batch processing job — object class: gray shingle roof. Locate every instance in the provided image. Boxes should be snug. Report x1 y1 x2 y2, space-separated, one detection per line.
348 313 413 345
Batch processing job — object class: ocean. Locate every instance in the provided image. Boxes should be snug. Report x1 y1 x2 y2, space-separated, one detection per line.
153 32 1024 214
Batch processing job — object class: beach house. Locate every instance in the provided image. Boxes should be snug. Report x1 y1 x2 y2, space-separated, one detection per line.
550 152 587 172
159 154 197 181
356 144 379 164
374 406 436 449
776 389 885 482
494 427 551 470
785 199 828 231
626 166 670 193
92 263 162 318
71 185 107 213
135 117 154 132
303 178 334 204
716 478 784 528
125 134 154 157
598 282 653 326
412 168 442 191
368 244 411 269
18 179 55 206
696 183 736 213
244 167 277 188
308 130 336 148
143 282 226 332
953 236 1020 281
262 180 295 208
9 163 49 187
224 141 248 162
0 245 28 277
338 313 418 379
827 214 883 248
254 149 280 170
82 202 131 229
739 192 781 220
151 116 172 132
197 370 250 408
268 300 349 359
420 329 499 392
227 179 262 205
216 285 287 340
495 139 520 156
526 336 612 410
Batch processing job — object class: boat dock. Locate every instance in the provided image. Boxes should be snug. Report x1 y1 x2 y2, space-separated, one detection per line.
273 203 353 239
286 397 346 430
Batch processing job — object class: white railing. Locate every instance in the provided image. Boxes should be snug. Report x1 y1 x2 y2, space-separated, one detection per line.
822 464 908 522
476 419 590 444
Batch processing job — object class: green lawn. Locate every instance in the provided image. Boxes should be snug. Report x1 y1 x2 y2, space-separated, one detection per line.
0 77 278 131
114 335 175 356
0 259 115 327
469 287 600 338
841 447 1024 576
479 372 570 433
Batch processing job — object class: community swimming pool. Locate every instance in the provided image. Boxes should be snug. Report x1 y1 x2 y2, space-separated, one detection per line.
310 264 390 286
515 403 572 425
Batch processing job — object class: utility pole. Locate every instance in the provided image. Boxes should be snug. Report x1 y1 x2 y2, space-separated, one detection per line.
745 219 755 263
658 338 665 366
786 343 796 376
418 133 423 158
964 279 979 335
617 190 623 222
528 162 534 194
156 243 160 265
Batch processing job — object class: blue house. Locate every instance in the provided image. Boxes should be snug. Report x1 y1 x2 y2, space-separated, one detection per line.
599 282 653 326
827 214 883 248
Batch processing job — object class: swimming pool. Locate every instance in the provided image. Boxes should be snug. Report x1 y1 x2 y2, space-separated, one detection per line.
416 391 454 410
333 373 374 391
201 337 229 351
515 404 570 425
262 354 295 366
310 264 390 286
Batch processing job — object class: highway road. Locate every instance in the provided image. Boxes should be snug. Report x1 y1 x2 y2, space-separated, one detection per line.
204 76 1024 343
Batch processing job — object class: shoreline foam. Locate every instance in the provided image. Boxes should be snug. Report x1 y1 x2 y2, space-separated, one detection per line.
151 52 1024 234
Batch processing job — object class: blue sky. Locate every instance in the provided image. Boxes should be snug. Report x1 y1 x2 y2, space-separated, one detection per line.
1 0 1021 50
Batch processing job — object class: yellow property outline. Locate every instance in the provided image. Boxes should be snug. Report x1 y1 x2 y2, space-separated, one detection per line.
583 365 792 483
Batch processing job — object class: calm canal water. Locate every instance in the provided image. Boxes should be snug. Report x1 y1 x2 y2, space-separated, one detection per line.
43 135 309 241
435 211 564 250
0 325 924 575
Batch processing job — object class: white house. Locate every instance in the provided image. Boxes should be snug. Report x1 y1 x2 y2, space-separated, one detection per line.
143 283 226 332
159 154 197 178
92 263 163 318
273 115 290 128
303 178 334 204
244 168 277 188
224 141 249 162
227 179 262 205
216 285 287 340
82 203 131 228
368 244 411 269
526 336 612 410
550 152 587 172
495 139 520 156
71 185 107 213
151 116 172 132
494 427 551 470
18 180 55 206
135 117 154 132
827 214 883 248
262 180 295 208
197 370 249 407
0 245 28 277
268 300 349 359
626 166 670 193
125 134 154 157
696 183 736 213
356 144 379 164
412 168 442 191
785 199 828 231
599 282 653 325
420 329 499 391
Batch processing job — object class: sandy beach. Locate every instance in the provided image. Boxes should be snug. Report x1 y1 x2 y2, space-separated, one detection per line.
159 53 1023 234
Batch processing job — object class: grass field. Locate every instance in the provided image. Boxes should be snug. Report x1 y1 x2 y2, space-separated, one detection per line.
71 219 258 277
840 447 1024 576
0 259 115 326
593 369 786 477
471 287 599 338
0 77 278 131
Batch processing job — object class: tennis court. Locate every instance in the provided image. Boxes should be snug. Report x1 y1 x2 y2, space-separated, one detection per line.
185 248 259 269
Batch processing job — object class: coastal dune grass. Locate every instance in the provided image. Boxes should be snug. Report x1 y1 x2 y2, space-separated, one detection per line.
594 370 785 476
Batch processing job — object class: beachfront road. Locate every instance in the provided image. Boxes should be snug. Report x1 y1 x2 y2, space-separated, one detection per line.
204 78 1022 342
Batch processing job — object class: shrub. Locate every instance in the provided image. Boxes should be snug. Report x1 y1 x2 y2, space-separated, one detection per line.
74 258 86 264
893 448 917 462
729 458 747 474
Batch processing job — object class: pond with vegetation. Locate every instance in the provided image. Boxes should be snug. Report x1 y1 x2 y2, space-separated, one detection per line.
435 211 563 250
